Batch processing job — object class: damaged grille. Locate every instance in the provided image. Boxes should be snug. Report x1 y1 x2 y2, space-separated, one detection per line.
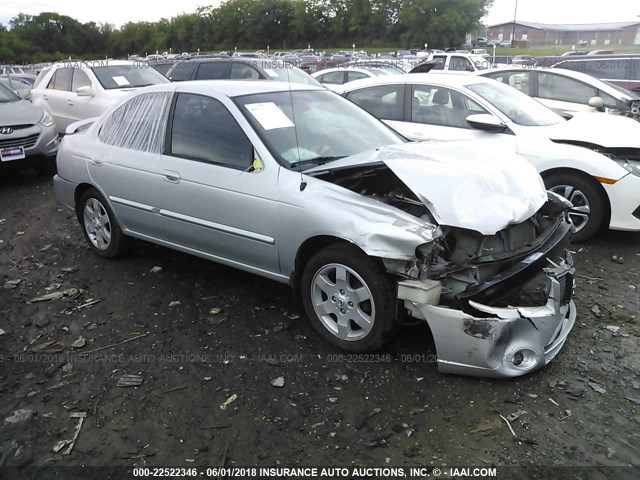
478 219 539 258
558 272 573 305
433 193 572 308
480 236 504 256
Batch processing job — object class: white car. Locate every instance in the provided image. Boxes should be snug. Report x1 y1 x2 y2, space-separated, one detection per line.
425 53 495 72
30 60 169 134
337 74 640 241
312 67 392 91
477 67 640 120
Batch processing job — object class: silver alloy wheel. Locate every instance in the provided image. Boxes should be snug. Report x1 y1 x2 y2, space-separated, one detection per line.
549 184 591 233
83 198 112 250
310 263 375 342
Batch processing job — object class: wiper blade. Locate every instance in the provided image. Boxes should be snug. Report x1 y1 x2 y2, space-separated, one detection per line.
290 156 345 171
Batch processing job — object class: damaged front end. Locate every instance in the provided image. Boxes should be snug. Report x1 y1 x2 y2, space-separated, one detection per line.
397 193 576 377
307 144 576 377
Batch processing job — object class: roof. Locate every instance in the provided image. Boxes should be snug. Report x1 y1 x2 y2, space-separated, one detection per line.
488 20 640 32
335 73 494 93
160 80 323 98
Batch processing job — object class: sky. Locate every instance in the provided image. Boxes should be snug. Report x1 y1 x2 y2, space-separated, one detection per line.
1 0 639 29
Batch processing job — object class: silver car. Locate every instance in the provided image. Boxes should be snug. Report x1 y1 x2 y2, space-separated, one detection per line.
54 81 576 378
0 81 58 171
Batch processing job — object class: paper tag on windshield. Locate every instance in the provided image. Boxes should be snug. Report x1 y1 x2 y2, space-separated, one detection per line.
263 69 278 77
245 102 294 130
112 75 130 87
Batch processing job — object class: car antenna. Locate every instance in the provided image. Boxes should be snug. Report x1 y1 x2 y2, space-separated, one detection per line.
284 60 306 191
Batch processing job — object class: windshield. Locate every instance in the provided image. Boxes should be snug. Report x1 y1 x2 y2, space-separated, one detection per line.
91 64 170 90
0 82 19 102
466 81 564 126
603 81 639 100
1 77 31 89
235 90 405 170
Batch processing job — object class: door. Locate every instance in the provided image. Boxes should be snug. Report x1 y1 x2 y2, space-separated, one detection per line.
42 67 75 131
155 92 279 273
68 68 104 121
87 91 173 240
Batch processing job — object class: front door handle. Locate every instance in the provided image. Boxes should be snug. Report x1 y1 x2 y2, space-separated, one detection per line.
88 158 103 166
163 170 181 183
67 100 74 106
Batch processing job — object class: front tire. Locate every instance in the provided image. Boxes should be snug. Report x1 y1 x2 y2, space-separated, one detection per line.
544 172 606 242
78 188 130 258
300 244 397 352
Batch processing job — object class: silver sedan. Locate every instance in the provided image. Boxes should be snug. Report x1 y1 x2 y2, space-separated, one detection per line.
54 81 576 377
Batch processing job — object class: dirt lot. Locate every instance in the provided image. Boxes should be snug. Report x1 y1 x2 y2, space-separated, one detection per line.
1 170 639 475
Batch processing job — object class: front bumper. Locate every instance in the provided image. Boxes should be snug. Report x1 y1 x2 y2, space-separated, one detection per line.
404 256 576 378
0 124 59 162
603 173 640 232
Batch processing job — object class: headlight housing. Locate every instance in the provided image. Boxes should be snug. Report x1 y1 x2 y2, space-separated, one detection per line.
39 111 54 127
613 158 640 177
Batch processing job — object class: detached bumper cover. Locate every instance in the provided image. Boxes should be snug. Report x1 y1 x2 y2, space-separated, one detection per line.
409 255 576 377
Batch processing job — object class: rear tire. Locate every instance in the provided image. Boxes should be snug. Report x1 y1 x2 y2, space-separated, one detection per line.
544 172 606 242
300 243 397 352
78 188 130 258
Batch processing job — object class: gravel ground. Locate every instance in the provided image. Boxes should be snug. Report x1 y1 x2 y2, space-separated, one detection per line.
0 170 639 477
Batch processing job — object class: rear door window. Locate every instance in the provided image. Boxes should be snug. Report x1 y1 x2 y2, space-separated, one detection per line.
346 84 403 121
484 71 532 95
317 71 346 85
195 62 231 80
230 63 263 80
169 62 197 81
49 68 73 91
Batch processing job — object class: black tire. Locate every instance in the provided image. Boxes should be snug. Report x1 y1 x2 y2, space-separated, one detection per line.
300 243 397 352
544 171 606 242
78 188 130 258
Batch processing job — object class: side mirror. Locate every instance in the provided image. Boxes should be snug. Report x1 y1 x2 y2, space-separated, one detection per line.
466 113 507 132
76 86 94 97
588 96 604 110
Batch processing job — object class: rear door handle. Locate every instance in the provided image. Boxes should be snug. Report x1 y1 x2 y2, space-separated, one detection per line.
67 100 74 106
163 170 181 183
88 158 103 166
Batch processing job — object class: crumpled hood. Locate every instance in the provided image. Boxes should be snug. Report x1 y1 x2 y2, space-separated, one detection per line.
539 112 640 148
306 142 548 235
0 99 43 126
